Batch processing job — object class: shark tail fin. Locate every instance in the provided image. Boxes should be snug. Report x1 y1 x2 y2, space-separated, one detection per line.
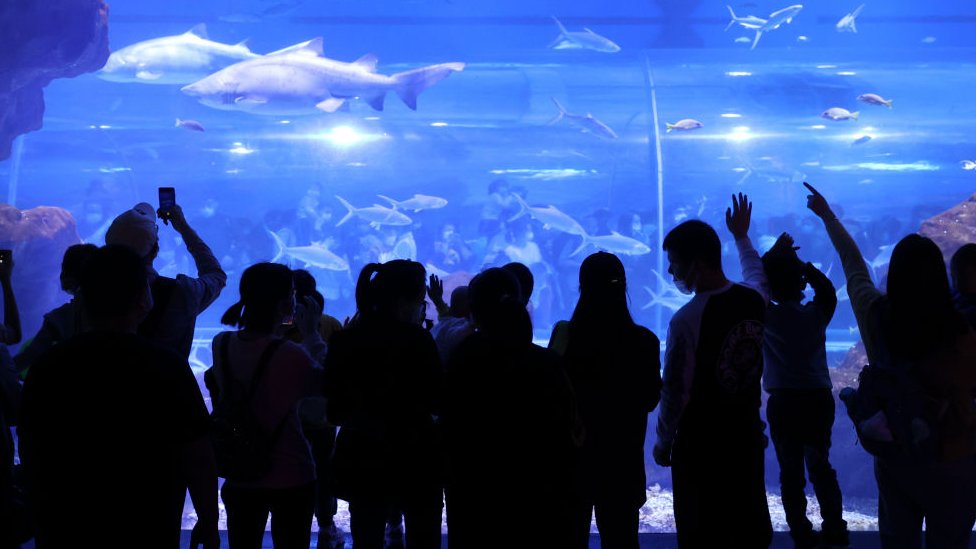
175 118 182 127
666 122 675 133
884 99 893 108
751 30 763 50
570 234 590 257
377 194 399 209
507 194 530 223
851 111 860 120
267 230 286 263
548 97 568 125
392 62 465 110
552 16 569 36
334 195 356 227
725 6 737 31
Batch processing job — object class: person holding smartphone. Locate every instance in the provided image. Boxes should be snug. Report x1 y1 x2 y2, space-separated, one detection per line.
104 190 227 360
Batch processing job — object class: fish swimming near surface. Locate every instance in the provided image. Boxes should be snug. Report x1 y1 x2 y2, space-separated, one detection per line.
961 160 976 171
750 4 804 50
857 93 892 108
182 37 464 115
176 118 205 132
821 107 859 121
335 195 413 228
508 194 587 236
836 4 865 33
268 230 350 271
549 17 621 53
99 24 259 85
666 119 703 132
725 5 768 31
851 135 872 146
572 232 651 257
377 194 448 212
550 98 618 139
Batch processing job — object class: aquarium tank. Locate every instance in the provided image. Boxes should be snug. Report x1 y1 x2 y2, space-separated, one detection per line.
2 0 976 535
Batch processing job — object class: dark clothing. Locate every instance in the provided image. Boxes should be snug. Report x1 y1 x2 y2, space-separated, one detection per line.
444 332 580 549
656 283 771 549
323 319 443 547
348 495 442 549
222 481 316 549
18 332 210 549
767 389 846 542
553 320 661 549
954 292 976 331
570 500 640 549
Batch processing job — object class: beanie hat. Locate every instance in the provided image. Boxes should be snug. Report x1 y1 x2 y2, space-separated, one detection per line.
105 202 158 258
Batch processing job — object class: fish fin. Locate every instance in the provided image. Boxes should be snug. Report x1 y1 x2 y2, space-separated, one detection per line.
885 99 893 108
583 27 597 34
186 24 208 39
666 122 675 133
235 38 251 48
392 62 464 110
334 195 356 227
267 230 286 263
851 111 860 120
751 30 762 50
364 93 386 111
852 3 866 17
377 195 398 208
316 97 346 113
267 37 324 57
850 20 858 33
551 16 569 36
725 6 736 31
570 237 590 257
353 53 379 72
175 118 182 127
235 95 268 106
136 70 163 81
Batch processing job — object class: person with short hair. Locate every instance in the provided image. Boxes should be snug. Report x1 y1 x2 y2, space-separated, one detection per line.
652 219 772 549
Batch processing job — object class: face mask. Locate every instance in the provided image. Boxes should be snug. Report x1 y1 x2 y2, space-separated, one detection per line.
673 264 696 295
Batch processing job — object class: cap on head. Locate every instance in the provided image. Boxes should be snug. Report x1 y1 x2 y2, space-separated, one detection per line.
105 203 158 258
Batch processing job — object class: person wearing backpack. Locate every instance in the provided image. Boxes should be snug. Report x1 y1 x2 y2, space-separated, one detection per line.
806 182 976 549
208 262 322 549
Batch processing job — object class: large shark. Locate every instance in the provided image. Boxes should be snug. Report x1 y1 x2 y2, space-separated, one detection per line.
335 196 413 228
99 24 259 84
181 37 464 115
750 5 804 50
573 232 651 256
725 6 768 31
550 98 618 139
268 230 349 271
836 4 865 33
549 17 621 53
508 194 586 236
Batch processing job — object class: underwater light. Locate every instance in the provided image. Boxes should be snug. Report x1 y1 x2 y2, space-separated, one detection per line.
364 116 381 121
725 126 753 143
721 113 743 118
808 125 827 130
816 64 838 69
279 120 291 125
725 71 752 77
837 71 857 76
430 122 449 127
322 126 364 147
228 145 255 155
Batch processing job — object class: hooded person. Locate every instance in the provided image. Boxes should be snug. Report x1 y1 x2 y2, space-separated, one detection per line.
105 201 226 360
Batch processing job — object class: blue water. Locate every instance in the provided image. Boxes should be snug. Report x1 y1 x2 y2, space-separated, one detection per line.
4 0 976 530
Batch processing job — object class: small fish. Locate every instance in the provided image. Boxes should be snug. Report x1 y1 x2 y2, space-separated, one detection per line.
549 17 621 53
508 194 586 236
796 35 810 42
176 118 205 132
836 4 865 33
921 36 937 44
734 36 753 44
550 98 618 139
377 194 448 212
821 107 859 121
857 93 893 108
666 119 703 132
961 160 976 171
851 135 872 146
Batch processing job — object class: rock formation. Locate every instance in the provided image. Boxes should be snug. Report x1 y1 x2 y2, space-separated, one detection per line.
0 0 110 160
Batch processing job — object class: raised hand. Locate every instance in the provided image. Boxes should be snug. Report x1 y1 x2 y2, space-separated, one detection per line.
427 274 445 308
725 192 753 239
804 182 835 220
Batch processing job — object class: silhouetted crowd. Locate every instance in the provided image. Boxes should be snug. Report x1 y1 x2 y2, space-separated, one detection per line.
2 182 976 549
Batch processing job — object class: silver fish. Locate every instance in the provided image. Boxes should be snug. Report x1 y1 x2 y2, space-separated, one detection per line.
725 5 768 31
821 107 859 121
335 196 413 228
508 194 586 236
573 232 651 257
666 119 703 132
175 118 205 132
378 194 448 212
268 230 349 271
549 17 621 53
857 93 892 108
836 4 865 33
550 98 618 139
961 160 976 171
750 4 804 50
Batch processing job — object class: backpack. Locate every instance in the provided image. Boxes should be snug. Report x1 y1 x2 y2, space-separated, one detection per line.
840 360 949 463
208 335 287 481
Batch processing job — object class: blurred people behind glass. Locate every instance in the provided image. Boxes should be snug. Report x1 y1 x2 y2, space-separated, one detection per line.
549 252 662 549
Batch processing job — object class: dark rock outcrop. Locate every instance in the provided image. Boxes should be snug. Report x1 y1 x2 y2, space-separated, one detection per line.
0 204 81 346
0 0 110 160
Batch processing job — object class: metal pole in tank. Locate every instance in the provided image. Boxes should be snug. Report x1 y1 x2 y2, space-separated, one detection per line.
643 53 666 335
7 135 23 207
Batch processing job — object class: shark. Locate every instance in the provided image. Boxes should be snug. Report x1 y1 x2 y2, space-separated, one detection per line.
573 232 651 257
750 5 804 50
508 194 587 236
268 230 350 271
335 196 413 228
377 194 448 212
836 4 865 33
642 286 692 312
549 17 621 53
181 37 464 115
725 5 768 31
99 24 259 85
550 98 618 140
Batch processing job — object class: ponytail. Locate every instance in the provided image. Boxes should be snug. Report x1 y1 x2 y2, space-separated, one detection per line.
221 300 245 327
355 263 383 319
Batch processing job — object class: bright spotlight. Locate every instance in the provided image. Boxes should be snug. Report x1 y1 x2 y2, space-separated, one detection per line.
322 126 363 147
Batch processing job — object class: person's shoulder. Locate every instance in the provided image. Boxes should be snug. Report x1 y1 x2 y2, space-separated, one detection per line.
632 324 661 346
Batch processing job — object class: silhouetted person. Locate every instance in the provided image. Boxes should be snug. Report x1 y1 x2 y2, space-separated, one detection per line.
806 183 976 549
105 202 226 359
18 245 219 549
652 220 771 549
14 243 97 374
502 261 534 306
549 252 662 549
324 261 443 549
0 250 23 549
209 262 321 549
443 268 581 549
727 193 848 548
950 243 976 329
428 276 473 363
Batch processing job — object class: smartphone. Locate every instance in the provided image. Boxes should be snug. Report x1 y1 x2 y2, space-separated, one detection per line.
158 187 176 222
0 249 10 265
